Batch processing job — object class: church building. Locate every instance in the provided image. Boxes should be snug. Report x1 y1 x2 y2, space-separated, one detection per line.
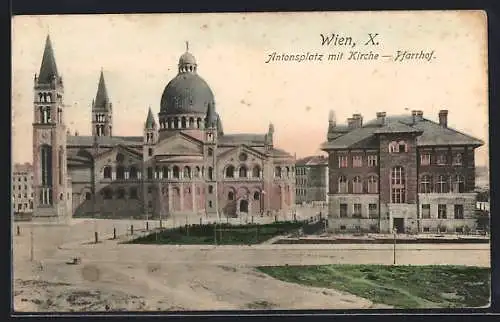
32 36 296 221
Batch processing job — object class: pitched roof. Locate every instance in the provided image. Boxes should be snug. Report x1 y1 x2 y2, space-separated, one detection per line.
296 155 328 166
67 135 143 147
94 70 110 109
37 35 59 84
322 114 484 150
218 133 267 146
374 121 423 134
145 107 156 129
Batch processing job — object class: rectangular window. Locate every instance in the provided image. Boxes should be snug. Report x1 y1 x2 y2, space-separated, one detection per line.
423 227 430 232
367 155 377 167
391 188 406 203
436 154 447 165
421 204 431 219
454 204 464 219
368 204 378 218
352 155 363 168
420 153 431 166
148 148 153 156
438 204 447 219
147 167 153 179
338 155 348 168
339 203 348 218
353 204 362 218
452 153 463 166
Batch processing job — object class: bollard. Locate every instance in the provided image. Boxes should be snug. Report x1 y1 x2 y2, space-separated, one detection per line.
113 227 116 240
146 221 149 231
17 226 20 236
200 217 202 226
94 231 99 244
252 216 254 224
274 215 277 222
131 225 134 235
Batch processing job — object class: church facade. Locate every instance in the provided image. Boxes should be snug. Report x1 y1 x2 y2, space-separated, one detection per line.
32 36 296 221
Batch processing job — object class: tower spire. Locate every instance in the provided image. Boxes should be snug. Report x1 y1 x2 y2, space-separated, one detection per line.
186 41 189 52
37 34 59 84
94 69 109 109
145 106 156 129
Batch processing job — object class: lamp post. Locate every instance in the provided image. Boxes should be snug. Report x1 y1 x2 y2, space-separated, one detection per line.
392 228 397 265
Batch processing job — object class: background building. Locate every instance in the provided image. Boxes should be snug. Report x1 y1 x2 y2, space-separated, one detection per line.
12 163 34 215
32 36 295 221
295 155 328 207
322 109 483 234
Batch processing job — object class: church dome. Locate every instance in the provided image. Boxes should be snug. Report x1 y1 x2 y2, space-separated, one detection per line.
160 50 215 115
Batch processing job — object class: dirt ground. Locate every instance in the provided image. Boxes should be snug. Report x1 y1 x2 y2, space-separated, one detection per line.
11 218 489 312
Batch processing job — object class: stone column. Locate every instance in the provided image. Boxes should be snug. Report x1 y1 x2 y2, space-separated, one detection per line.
111 170 116 180
169 168 173 179
280 184 285 210
180 184 184 211
124 171 129 180
168 184 173 213
192 182 196 213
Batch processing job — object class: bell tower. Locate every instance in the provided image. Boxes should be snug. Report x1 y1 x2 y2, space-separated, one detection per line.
32 35 69 219
92 69 113 137
204 102 218 215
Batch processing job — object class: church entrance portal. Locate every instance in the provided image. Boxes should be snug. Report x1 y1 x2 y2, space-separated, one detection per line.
239 199 249 213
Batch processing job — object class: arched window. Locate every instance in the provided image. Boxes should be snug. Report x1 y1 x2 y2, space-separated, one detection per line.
197 118 201 128
225 165 235 178
116 153 124 163
389 141 398 153
338 175 348 193
103 166 112 179
162 166 168 179
398 141 408 153
58 148 63 185
208 167 213 180
189 117 195 128
239 165 248 178
181 117 187 128
252 166 260 178
208 185 214 194
208 148 213 156
129 166 138 179
436 175 448 193
254 191 260 200
183 166 191 179
453 175 465 193
420 175 432 193
352 176 362 193
173 166 180 179
275 166 282 178
40 144 52 186
391 166 406 203
286 166 290 177
194 166 201 178
228 191 234 200
367 175 378 194
116 166 125 180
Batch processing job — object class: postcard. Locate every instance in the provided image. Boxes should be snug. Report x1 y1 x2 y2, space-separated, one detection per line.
11 11 490 312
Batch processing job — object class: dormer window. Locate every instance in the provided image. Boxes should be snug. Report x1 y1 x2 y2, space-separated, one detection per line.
389 141 408 153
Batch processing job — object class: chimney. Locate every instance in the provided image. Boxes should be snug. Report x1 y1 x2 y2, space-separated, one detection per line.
376 112 386 125
350 113 363 128
416 110 423 119
438 110 448 128
347 117 355 129
75 131 79 136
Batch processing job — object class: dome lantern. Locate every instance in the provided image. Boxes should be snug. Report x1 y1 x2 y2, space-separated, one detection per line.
178 41 197 74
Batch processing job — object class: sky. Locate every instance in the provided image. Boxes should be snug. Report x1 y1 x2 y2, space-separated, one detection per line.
12 11 489 166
